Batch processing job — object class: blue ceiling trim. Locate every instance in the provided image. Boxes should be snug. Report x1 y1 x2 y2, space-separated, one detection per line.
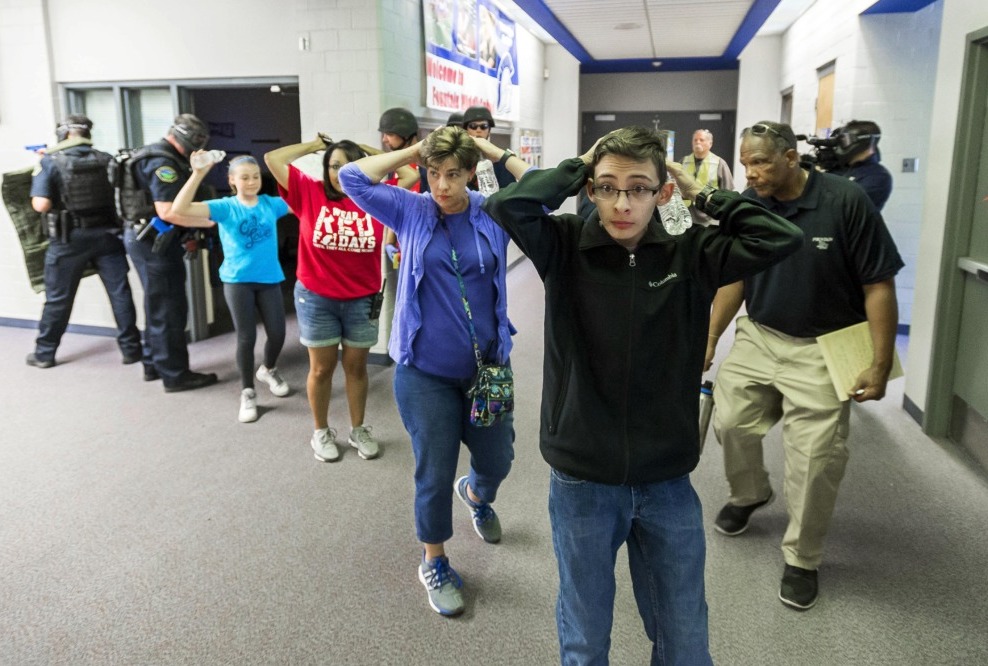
860 0 937 15
514 0 783 74
580 57 740 75
723 0 783 58
512 0 593 62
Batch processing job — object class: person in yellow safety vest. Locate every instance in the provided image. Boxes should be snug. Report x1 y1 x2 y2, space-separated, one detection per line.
682 129 735 226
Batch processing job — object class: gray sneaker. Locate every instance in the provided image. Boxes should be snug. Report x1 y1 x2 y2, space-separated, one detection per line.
418 554 464 616
348 425 380 460
310 428 340 462
455 476 501 543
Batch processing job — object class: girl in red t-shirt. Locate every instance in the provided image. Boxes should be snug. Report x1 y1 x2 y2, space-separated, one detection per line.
265 136 417 463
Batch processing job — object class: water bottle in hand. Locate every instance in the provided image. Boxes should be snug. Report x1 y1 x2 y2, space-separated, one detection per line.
475 159 499 197
190 150 227 169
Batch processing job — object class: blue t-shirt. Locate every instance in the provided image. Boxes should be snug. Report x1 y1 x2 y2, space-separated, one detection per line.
206 194 289 284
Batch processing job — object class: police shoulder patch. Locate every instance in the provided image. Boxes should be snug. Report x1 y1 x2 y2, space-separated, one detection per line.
155 166 178 183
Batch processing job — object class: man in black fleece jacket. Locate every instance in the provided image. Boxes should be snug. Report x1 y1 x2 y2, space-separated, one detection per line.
483 127 803 665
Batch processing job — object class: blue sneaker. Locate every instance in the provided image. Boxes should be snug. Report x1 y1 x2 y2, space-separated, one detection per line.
455 476 502 543
418 554 464 616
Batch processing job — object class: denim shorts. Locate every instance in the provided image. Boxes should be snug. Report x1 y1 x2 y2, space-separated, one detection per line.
294 281 380 348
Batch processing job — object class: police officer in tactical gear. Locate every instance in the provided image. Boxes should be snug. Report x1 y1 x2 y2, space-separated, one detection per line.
830 120 893 211
461 105 517 190
123 113 218 392
26 115 142 369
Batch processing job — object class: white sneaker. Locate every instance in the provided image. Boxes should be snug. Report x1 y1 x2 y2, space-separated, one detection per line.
238 388 258 423
256 365 290 397
348 425 380 460
310 428 340 462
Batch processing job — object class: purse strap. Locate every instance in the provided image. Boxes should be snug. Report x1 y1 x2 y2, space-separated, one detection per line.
438 212 485 370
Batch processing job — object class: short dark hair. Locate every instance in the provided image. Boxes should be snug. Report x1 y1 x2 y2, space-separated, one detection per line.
740 121 798 155
589 127 668 184
420 126 480 172
322 139 366 201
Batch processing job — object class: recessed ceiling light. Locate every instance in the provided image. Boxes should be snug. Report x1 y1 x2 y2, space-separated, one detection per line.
651 61 662 67
614 22 643 30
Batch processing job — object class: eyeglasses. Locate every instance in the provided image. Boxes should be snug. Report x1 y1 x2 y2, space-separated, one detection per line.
591 184 660 202
466 122 490 131
746 123 784 138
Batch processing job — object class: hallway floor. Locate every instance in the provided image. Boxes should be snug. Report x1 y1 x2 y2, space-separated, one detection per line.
2 259 986 665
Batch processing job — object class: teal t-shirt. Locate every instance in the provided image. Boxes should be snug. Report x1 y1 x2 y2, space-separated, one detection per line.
206 194 289 284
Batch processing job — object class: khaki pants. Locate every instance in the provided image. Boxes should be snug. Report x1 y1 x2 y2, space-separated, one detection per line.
713 317 851 570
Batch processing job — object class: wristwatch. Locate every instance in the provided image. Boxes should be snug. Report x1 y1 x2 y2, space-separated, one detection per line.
499 149 516 164
694 184 716 213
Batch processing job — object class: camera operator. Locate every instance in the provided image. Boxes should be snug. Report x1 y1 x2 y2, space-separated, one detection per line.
830 120 893 212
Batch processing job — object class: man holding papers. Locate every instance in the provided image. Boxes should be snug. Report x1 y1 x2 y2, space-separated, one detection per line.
705 121 904 611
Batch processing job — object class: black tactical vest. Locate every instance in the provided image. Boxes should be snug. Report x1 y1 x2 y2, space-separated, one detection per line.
49 148 117 227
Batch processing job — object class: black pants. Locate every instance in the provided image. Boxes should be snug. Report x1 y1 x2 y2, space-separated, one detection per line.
35 228 141 362
223 282 286 389
124 226 190 383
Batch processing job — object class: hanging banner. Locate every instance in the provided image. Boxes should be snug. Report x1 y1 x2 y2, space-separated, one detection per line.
423 0 520 122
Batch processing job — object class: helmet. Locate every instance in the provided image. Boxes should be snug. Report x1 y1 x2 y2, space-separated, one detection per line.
169 114 210 154
833 120 880 163
56 114 93 142
462 105 495 128
378 107 419 138
446 111 464 127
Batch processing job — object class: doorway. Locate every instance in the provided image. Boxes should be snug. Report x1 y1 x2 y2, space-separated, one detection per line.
927 26 988 472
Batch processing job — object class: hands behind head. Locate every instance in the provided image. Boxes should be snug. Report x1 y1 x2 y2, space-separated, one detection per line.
470 136 502 161
665 160 703 200
317 132 332 147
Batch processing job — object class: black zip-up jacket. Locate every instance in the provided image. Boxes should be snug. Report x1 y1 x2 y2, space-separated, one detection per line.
483 158 803 485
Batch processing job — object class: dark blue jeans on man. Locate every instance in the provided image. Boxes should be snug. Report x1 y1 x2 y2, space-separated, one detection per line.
124 225 190 383
393 363 514 544
34 228 141 363
549 470 713 666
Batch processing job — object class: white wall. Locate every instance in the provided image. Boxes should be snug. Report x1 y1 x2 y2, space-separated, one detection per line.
543 44 581 213
735 34 782 179
906 2 988 414
47 0 298 81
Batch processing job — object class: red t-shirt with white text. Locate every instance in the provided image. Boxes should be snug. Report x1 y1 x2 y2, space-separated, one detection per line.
279 165 383 299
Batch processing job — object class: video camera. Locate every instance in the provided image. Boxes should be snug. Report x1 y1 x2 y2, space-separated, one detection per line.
797 122 881 172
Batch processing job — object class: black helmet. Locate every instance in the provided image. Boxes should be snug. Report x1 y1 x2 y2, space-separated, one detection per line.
378 107 419 138
833 120 880 163
446 111 464 127
55 114 93 142
169 114 210 154
462 105 495 128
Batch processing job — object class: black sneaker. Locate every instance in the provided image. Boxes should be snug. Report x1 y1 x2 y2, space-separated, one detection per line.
122 352 142 365
163 371 218 393
26 353 55 369
779 564 818 610
143 365 160 382
714 490 774 536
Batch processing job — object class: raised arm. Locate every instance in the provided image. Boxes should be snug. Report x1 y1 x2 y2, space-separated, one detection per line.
264 135 328 190
472 137 530 182
350 143 421 184
166 151 214 227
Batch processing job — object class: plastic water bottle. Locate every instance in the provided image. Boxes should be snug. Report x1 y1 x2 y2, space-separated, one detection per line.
475 159 499 197
658 178 692 235
190 149 226 169
698 380 714 452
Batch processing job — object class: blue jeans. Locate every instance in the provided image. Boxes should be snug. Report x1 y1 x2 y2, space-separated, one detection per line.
549 470 712 666
394 363 514 544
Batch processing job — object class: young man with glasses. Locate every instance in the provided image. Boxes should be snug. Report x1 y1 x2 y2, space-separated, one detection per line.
461 105 517 190
707 120 903 611
483 126 803 664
